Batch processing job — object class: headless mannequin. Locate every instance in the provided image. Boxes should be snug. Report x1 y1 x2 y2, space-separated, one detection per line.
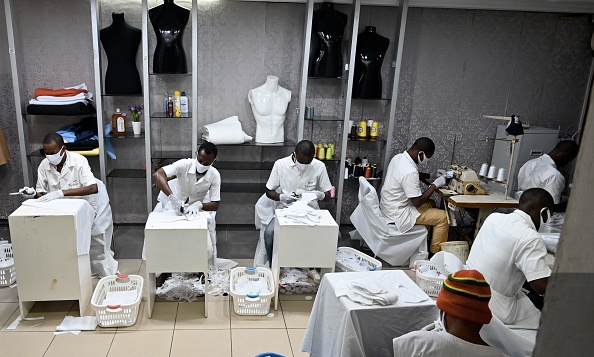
353 26 389 99
149 0 190 74
248 75 292 144
309 2 347 78
100 13 142 95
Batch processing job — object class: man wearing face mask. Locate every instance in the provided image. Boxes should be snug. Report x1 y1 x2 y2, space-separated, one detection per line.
153 141 220 215
466 188 554 329
262 140 332 275
380 137 449 254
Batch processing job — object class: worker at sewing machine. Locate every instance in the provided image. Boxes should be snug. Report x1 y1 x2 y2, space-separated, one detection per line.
380 137 449 254
446 165 485 195
517 140 579 233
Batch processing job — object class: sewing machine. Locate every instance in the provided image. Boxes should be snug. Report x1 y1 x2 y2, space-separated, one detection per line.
448 165 485 195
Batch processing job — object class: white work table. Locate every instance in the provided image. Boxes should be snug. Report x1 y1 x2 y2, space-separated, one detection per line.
302 270 438 357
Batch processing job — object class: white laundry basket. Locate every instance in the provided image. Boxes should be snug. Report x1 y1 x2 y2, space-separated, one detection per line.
230 267 275 316
413 260 446 297
0 243 16 287
335 247 382 272
91 275 143 327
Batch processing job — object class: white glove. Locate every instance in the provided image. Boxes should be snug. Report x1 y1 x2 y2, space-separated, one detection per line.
37 190 64 202
185 201 203 215
433 176 447 188
312 190 326 200
19 187 36 199
279 194 298 204
168 194 183 215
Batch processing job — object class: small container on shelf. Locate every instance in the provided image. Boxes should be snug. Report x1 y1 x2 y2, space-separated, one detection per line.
111 109 126 137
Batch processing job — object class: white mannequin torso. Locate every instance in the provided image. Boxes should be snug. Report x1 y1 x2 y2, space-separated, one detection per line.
248 75 291 143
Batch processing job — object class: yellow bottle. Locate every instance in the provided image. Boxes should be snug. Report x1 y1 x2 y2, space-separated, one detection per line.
370 120 379 140
174 91 181 117
357 120 367 140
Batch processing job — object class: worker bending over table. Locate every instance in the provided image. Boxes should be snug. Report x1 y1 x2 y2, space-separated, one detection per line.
22 133 117 277
263 140 332 283
393 269 504 356
517 139 578 232
466 188 553 329
380 137 449 254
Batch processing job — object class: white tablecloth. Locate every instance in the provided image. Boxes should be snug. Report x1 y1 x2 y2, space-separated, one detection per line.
302 270 438 357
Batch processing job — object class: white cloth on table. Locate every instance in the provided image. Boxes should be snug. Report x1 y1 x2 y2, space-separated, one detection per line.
201 116 252 144
517 154 565 204
466 210 551 329
350 177 428 267
22 199 94 256
337 278 399 306
393 330 506 357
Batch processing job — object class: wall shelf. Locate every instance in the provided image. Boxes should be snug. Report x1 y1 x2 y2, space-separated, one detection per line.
107 169 146 179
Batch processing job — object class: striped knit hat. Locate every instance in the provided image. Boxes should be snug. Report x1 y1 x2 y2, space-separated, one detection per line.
436 270 492 325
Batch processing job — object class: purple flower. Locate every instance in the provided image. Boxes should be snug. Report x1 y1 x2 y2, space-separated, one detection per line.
129 105 135 111
122 113 127 117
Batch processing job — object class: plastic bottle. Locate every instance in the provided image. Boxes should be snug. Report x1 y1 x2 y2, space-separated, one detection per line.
168 97 173 118
112 108 126 137
163 93 168 113
180 91 189 116
173 91 181 117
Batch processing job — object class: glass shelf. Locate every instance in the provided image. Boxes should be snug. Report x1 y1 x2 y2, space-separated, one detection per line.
307 76 345 80
105 131 144 139
25 111 96 117
107 169 146 179
149 72 192 76
352 97 391 101
347 138 387 143
101 93 142 97
197 139 296 147
305 116 343 122
150 112 191 119
151 151 192 160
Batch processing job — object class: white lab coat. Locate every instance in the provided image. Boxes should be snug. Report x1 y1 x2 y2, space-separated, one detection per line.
393 330 505 357
89 179 118 277
253 193 278 267
517 154 564 204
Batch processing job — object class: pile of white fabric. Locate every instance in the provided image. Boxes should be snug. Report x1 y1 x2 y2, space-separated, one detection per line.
418 251 465 279
335 249 378 271
233 275 271 295
202 116 252 144
279 268 318 294
29 83 93 106
344 279 399 306
156 267 231 302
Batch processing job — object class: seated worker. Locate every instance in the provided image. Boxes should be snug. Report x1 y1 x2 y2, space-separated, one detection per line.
380 137 448 254
393 269 505 357
517 140 579 232
263 140 332 282
466 188 553 329
24 133 118 277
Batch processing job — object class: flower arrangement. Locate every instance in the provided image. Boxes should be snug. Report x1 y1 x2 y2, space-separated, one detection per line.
128 104 144 122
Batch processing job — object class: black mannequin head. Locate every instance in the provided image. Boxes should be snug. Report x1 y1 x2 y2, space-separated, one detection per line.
112 13 124 24
322 2 334 9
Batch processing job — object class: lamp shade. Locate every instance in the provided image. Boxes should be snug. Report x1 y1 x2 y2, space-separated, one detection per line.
505 115 524 136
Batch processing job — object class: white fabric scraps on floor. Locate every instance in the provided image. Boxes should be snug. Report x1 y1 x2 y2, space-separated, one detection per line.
279 268 318 294
156 267 231 302
335 249 376 271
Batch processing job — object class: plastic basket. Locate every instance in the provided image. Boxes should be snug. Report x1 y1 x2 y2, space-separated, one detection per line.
0 244 16 287
90 275 143 327
335 247 382 272
230 267 275 316
413 260 445 297
440 241 469 263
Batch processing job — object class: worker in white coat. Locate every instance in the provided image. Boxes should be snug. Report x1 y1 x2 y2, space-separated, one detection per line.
466 188 553 329
24 133 118 277
380 137 448 254
393 269 505 357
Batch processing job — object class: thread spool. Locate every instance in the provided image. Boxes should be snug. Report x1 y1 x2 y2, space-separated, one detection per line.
362 157 368 166
496 168 506 182
364 166 372 178
487 165 497 179
479 163 488 177
370 121 379 140
367 119 373 140
317 146 326 160
357 120 367 140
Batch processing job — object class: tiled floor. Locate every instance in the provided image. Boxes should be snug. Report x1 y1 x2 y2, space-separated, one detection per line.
0 224 414 356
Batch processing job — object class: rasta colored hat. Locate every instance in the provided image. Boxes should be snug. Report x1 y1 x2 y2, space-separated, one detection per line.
436 269 492 325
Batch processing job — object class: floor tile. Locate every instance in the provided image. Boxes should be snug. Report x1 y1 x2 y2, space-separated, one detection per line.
0 331 55 357
0 286 19 303
279 292 316 302
116 301 177 331
0 302 18 329
170 329 232 357
45 330 115 357
175 300 230 330
231 303 286 329
116 259 142 276
231 328 292 357
280 301 314 329
2 300 75 331
108 330 173 357
287 328 309 357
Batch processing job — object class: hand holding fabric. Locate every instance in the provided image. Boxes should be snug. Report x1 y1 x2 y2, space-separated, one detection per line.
432 176 447 188
279 193 298 204
19 187 36 199
168 194 183 215
312 190 326 200
185 201 203 215
37 190 64 202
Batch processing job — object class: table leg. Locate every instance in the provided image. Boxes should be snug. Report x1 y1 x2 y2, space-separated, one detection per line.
204 272 208 318
147 272 156 319
474 208 491 238
273 266 280 311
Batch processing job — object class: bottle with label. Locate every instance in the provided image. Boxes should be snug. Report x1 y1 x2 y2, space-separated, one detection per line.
173 91 181 117
180 91 189 116
168 97 173 118
112 108 126 137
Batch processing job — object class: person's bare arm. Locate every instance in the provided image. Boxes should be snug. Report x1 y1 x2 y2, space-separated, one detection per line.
202 201 219 211
52 184 98 197
409 184 439 207
153 168 173 197
266 188 280 201
529 277 549 295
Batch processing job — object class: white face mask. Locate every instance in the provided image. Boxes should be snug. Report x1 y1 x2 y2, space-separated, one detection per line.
292 152 310 171
539 207 551 230
196 160 212 174
46 147 65 166
417 151 429 165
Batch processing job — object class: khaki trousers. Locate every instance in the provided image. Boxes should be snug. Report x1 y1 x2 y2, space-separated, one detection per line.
415 201 448 253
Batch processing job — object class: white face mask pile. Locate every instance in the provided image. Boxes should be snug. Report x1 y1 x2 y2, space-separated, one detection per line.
345 279 399 306
279 268 319 294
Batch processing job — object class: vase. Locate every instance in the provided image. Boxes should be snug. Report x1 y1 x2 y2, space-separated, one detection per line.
132 121 142 135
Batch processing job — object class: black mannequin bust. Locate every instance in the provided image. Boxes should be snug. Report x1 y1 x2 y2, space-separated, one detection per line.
353 26 390 99
149 0 190 74
309 2 348 78
100 13 142 95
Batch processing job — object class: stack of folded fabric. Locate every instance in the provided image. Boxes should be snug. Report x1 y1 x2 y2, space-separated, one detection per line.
27 83 95 115
343 279 398 306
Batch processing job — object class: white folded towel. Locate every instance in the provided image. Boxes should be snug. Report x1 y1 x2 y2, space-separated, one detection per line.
202 116 253 144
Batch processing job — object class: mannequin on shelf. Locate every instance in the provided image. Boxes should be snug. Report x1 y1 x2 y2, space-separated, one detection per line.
309 2 348 78
248 75 292 144
149 0 189 74
353 26 389 99
100 13 142 95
